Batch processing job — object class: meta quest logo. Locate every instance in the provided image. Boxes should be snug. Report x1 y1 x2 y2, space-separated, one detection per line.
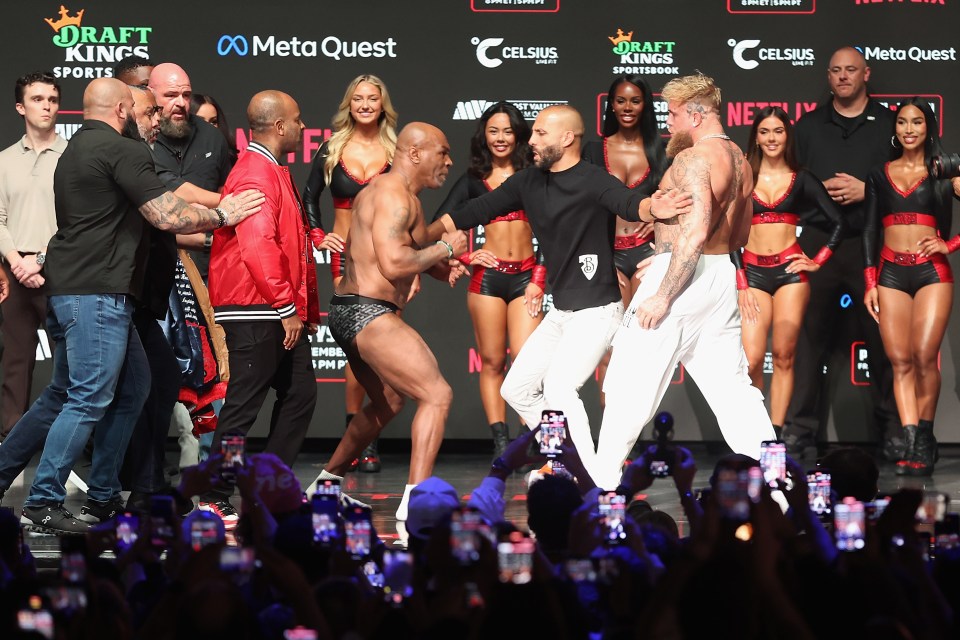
44 4 152 79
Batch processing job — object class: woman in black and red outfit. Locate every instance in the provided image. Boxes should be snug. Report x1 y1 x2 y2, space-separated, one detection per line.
303 74 397 472
434 101 542 459
582 75 667 403
863 98 960 476
735 107 844 436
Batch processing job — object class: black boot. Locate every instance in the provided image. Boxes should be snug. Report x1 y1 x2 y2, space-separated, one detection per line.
907 420 937 476
772 424 783 442
490 422 511 461
894 424 917 476
359 438 382 473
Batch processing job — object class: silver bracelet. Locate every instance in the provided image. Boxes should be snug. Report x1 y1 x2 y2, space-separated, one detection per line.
436 240 454 259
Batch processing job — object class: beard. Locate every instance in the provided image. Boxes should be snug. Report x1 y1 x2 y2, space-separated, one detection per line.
666 130 694 158
159 114 192 139
534 144 563 171
121 114 142 141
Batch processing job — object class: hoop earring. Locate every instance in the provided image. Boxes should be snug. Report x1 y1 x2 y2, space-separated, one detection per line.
890 135 901 148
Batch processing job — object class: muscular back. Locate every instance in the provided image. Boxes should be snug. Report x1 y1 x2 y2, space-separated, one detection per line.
655 139 753 256
338 172 424 308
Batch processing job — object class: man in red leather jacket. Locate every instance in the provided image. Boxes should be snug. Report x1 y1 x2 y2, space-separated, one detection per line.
200 90 320 525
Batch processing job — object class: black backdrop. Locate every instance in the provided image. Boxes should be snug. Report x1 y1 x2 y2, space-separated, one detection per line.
4 0 960 443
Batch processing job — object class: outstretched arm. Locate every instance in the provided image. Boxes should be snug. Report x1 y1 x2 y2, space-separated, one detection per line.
138 189 264 233
634 150 711 329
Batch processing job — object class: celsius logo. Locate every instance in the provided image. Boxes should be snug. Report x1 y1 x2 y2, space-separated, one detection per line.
216 34 397 59
728 39 815 70
608 28 678 76
44 5 152 79
471 36 558 68
453 99 567 120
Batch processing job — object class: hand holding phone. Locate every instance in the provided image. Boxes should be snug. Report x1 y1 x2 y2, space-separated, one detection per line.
598 491 627 544
760 440 786 489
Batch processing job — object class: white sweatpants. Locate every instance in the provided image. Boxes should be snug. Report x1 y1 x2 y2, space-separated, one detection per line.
595 254 775 490
501 301 623 480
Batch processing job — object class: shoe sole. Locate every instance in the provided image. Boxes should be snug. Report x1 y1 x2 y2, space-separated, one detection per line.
20 516 87 536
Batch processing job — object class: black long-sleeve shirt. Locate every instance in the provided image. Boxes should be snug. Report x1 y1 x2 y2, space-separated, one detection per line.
447 161 645 310
731 169 846 270
862 164 959 268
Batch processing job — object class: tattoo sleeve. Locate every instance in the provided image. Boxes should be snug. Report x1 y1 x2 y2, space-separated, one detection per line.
139 191 217 233
656 152 711 300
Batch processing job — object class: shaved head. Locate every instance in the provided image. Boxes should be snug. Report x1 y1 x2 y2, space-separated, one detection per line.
393 122 452 190
83 78 137 136
537 105 585 137
148 62 190 91
396 122 446 153
247 90 303 155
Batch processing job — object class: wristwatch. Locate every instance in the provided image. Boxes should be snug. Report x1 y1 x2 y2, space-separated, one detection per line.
35 251 46 266
203 232 214 249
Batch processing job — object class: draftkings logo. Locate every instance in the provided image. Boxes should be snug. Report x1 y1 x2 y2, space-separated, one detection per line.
728 39 815 70
44 5 152 79
608 29 678 76
452 99 566 121
727 0 816 13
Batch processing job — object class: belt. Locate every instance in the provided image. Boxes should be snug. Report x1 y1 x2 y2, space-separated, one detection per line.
614 233 653 250
741 242 803 267
493 256 535 274
882 212 938 228
753 212 799 225
880 246 933 266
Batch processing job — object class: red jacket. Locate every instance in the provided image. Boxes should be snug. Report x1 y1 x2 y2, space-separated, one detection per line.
210 142 319 324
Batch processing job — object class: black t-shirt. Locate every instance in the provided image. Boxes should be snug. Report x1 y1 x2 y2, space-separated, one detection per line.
793 99 895 236
47 120 168 297
449 160 645 311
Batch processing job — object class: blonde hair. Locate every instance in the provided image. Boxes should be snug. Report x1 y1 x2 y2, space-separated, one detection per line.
660 72 722 115
323 74 398 183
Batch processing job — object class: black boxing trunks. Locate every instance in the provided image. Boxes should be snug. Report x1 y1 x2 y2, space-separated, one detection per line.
328 294 399 346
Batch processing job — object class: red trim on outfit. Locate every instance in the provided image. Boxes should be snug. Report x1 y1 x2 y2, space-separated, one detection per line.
882 212 938 228
751 172 797 209
884 162 928 198
752 211 800 225
603 138 650 188
741 242 804 267
614 233 653 250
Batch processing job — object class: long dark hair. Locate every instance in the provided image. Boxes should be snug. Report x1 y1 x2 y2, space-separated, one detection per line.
601 75 667 185
890 97 952 234
468 101 532 179
190 92 238 156
746 106 800 182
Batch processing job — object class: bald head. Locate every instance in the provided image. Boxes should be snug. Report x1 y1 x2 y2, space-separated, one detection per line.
148 62 190 93
247 90 303 155
530 105 583 171
396 122 446 153
129 86 159 144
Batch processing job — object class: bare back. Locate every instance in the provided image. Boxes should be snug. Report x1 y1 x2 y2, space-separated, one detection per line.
337 172 425 308
654 138 753 255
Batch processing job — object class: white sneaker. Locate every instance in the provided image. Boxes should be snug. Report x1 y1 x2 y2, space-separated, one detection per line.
396 484 416 521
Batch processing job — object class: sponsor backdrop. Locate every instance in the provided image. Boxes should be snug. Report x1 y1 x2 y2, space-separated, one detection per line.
3 0 960 445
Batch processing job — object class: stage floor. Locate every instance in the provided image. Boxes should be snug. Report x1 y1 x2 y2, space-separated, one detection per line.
5 445 959 565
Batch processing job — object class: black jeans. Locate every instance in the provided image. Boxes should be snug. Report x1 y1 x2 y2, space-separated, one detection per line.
785 230 899 441
121 308 181 494
204 320 316 501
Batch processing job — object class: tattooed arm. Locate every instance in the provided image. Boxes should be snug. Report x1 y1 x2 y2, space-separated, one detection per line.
373 186 467 280
634 149 712 330
139 189 265 232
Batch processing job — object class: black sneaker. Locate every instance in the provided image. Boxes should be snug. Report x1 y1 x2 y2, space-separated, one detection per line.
77 496 126 523
783 431 817 461
21 504 90 535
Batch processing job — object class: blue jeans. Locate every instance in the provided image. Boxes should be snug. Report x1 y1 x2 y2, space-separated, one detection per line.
5 294 150 506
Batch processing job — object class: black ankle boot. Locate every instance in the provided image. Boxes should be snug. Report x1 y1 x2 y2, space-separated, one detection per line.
894 425 917 476
359 438 381 473
490 422 511 461
907 421 937 476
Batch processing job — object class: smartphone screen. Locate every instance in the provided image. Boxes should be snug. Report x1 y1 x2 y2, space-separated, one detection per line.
284 628 319 640
716 468 750 522
598 491 627 544
314 478 341 499
189 516 222 552
866 495 890 522
806 470 832 517
917 492 947 525
759 440 786 488
59 536 86 584
17 596 54 640
150 495 177 550
115 512 140 553
539 410 566 457
311 494 341 548
834 498 866 552
220 432 246 483
564 558 598 583
344 507 373 559
497 531 534 584
935 513 960 552
450 507 482 565
219 546 256 573
383 550 414 605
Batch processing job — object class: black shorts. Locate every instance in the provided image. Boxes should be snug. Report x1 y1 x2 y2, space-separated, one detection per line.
614 243 655 279
878 254 953 297
744 262 807 296
468 264 532 302
327 294 398 346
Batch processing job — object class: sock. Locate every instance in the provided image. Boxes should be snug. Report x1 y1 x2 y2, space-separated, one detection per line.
306 469 344 498
396 483 416 521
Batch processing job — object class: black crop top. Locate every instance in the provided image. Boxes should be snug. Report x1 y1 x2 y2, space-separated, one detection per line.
862 163 959 268
434 173 527 224
581 138 659 196
731 169 845 270
302 141 390 231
